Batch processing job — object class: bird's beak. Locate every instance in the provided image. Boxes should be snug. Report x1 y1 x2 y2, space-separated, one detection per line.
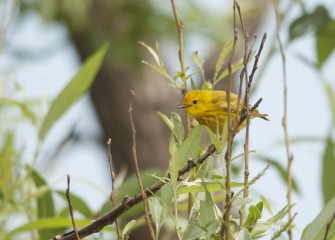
177 104 191 109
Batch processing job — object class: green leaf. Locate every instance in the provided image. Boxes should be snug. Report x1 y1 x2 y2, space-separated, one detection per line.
322 136 335 203
316 19 335 67
177 178 243 195
157 111 174 132
244 204 262 229
55 191 92 217
148 197 165 233
192 51 204 69
29 167 56 239
169 134 179 188
237 228 252 240
214 39 233 82
38 43 109 140
171 112 184 144
0 98 37 125
122 220 137 238
199 180 216 227
215 58 244 85
7 218 92 236
301 195 335 240
232 197 254 207
190 78 197 90
289 6 329 41
100 168 163 218
324 82 335 126
256 156 300 193
251 205 288 237
177 125 202 166
139 41 160 65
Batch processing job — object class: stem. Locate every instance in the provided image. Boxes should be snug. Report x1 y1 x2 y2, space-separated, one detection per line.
128 90 156 240
222 1 238 239
273 0 294 239
66 175 80 240
107 139 121 239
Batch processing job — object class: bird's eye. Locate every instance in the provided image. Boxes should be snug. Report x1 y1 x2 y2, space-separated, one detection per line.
193 100 198 104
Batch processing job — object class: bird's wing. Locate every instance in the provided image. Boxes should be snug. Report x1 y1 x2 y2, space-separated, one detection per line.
211 92 244 113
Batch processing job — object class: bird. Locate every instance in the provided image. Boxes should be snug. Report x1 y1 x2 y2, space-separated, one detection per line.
178 90 269 133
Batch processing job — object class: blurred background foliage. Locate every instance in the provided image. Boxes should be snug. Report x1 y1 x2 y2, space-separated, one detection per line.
0 0 335 239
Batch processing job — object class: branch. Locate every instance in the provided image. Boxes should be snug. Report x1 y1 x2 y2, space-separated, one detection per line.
53 145 216 240
222 0 238 238
128 90 155 240
53 100 265 240
66 175 80 240
323 211 335 240
107 139 121 239
273 0 294 239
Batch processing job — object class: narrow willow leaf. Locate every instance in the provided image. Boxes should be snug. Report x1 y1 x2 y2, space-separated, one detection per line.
171 112 184 144
55 191 92 217
256 156 300 193
39 43 109 140
177 179 243 195
29 167 56 239
0 98 37 125
122 220 137 238
141 61 174 83
190 78 197 90
322 136 335 203
232 197 254 207
177 125 202 166
7 218 92 236
215 58 244 85
214 39 233 82
169 134 179 188
244 205 262 229
251 205 288 237
139 41 160 65
325 82 335 126
301 195 335 240
157 111 174 132
316 19 335 67
192 51 204 69
237 228 252 240
148 197 165 231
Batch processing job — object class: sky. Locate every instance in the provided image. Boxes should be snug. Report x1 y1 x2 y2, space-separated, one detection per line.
1 0 334 239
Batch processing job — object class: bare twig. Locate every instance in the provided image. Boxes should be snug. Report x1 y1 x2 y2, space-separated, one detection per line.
66 175 80 240
222 1 238 238
170 0 193 218
273 0 294 239
106 139 121 239
271 213 297 240
52 101 264 240
128 90 155 240
53 144 216 240
235 1 251 227
170 0 190 135
323 212 335 240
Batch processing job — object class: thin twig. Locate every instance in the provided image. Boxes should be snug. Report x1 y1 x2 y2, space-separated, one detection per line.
271 213 297 240
170 0 190 135
273 0 294 239
66 175 80 240
128 90 156 240
170 0 193 218
52 101 264 240
277 25 293 240
222 1 238 239
323 212 335 240
235 1 251 227
106 139 121 239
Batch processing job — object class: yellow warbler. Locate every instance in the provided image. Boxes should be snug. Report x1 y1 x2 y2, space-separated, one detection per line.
178 90 269 133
